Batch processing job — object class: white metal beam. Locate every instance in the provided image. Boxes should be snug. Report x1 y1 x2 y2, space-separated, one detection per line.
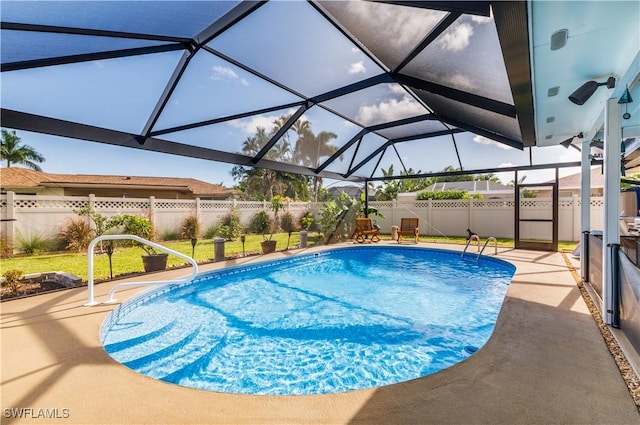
602 97 622 325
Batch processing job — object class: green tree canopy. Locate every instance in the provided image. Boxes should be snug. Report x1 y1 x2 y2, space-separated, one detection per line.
1 129 45 170
232 114 339 201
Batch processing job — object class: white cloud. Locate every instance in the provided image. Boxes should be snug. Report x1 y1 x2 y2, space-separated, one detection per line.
447 73 473 91
356 95 424 125
227 115 274 135
437 22 473 51
343 1 444 51
494 163 517 185
473 135 513 150
210 65 248 86
227 109 299 135
348 61 366 75
388 84 407 95
211 65 237 80
471 15 492 24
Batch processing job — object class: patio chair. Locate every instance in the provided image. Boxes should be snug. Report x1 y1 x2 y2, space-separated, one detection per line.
397 217 419 243
354 217 380 243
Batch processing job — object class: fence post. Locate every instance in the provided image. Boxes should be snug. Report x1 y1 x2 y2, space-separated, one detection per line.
468 197 473 231
392 199 397 228
572 195 580 241
87 194 95 230
149 196 156 229
428 198 432 236
196 197 201 219
4 191 16 251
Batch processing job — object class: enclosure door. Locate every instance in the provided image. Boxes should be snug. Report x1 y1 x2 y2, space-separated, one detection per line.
515 182 558 251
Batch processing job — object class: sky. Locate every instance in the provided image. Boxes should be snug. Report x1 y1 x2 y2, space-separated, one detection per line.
1 1 583 190
10 129 581 189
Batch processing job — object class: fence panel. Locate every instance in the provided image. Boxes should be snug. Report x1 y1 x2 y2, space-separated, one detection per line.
1 193 606 251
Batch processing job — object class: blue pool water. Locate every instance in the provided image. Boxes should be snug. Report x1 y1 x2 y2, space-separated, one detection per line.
101 246 515 395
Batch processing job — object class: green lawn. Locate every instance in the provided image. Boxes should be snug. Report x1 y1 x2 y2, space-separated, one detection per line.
1 233 578 284
1 233 318 283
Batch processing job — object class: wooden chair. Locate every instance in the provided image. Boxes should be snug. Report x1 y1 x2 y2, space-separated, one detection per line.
354 217 380 243
397 217 419 243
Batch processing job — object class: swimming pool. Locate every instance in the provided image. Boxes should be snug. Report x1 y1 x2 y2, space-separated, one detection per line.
101 246 515 395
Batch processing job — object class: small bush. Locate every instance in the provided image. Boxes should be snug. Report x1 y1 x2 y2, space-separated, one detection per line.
281 212 297 234
59 217 94 252
2 269 22 293
17 232 54 255
159 229 181 241
299 211 314 231
180 213 201 239
0 239 14 259
108 214 156 254
415 190 483 200
203 224 218 239
217 209 242 241
281 211 297 249
250 210 271 236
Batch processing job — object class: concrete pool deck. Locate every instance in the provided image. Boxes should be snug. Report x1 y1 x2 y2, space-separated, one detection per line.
1 242 639 424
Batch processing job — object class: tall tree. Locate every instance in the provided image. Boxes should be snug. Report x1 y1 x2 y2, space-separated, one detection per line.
234 114 338 201
1 129 45 170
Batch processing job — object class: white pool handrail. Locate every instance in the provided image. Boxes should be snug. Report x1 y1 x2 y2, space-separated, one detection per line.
477 237 498 260
84 234 198 306
461 234 481 257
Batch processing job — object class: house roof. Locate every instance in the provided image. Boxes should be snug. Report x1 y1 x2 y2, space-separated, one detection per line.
423 180 513 193
553 167 604 190
0 167 236 198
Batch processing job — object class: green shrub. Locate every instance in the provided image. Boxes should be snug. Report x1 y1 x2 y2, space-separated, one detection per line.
59 217 94 252
416 190 477 200
203 224 218 239
2 269 22 293
217 208 242 241
108 214 156 254
319 192 358 243
159 229 181 241
299 211 314 231
180 213 201 239
250 210 271 235
280 211 297 249
17 232 54 255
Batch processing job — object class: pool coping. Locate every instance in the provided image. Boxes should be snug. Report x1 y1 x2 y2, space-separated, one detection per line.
2 242 639 424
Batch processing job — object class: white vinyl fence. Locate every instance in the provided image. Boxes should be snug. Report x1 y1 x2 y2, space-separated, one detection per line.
1 192 604 250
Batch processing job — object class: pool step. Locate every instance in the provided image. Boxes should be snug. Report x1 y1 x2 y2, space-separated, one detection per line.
160 334 228 384
134 320 227 380
108 306 227 380
104 320 176 354
102 304 177 350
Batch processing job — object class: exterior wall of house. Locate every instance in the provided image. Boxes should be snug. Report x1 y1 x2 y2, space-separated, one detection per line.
2 186 64 196
60 187 196 199
1 192 605 251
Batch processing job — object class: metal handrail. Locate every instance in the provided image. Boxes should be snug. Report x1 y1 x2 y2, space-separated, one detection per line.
461 234 481 257
477 237 498 260
84 234 198 306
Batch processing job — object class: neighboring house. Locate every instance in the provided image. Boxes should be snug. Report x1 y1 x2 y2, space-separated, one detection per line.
327 185 374 200
0 167 237 200
538 167 604 198
398 180 514 200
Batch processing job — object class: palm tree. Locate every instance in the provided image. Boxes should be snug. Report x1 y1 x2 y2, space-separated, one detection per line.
1 129 45 170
